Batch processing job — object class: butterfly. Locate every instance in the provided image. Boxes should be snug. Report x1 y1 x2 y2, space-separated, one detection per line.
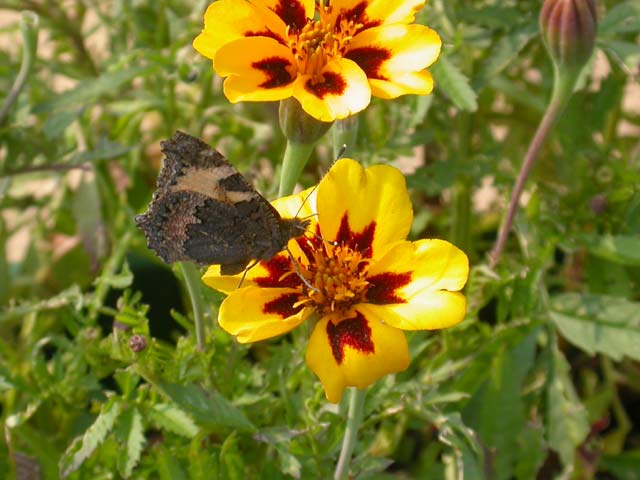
135 131 309 276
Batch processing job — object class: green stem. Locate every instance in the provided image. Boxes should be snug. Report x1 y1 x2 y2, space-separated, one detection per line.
332 116 359 159
334 387 367 480
489 66 578 268
0 11 39 125
278 141 314 197
179 262 207 351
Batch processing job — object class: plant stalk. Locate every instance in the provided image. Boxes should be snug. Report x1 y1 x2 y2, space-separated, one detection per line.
334 387 367 480
179 262 207 351
279 141 315 197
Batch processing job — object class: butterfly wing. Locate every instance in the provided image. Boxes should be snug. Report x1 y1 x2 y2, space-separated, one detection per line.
135 132 278 270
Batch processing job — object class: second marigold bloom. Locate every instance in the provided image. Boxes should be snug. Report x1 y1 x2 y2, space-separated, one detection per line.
193 0 442 122
202 159 468 403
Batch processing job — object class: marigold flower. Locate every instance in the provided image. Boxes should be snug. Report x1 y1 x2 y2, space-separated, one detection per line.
202 159 468 403
193 0 442 122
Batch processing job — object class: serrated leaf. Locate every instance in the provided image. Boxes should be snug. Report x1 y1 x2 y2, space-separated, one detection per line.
431 55 478 111
33 66 154 113
546 344 589 466
117 407 145 478
158 382 254 431
549 293 640 361
59 399 121 477
149 403 199 438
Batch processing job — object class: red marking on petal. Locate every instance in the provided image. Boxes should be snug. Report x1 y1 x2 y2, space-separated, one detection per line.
253 57 294 88
255 256 301 288
296 224 323 262
273 0 308 30
263 292 303 318
345 47 390 80
335 214 375 258
366 272 412 304
305 72 347 99
334 1 381 34
327 312 374 364
245 29 285 44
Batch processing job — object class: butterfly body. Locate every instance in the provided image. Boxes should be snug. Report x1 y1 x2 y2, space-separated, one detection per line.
135 131 308 275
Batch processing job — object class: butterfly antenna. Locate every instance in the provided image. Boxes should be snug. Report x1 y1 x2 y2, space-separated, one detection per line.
236 259 260 289
285 247 319 293
336 143 347 160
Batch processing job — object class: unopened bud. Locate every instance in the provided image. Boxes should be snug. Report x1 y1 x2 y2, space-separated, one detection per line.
540 0 597 70
279 97 332 145
129 334 147 353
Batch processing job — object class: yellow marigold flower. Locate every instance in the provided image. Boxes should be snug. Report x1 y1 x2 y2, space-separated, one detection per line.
202 159 468 403
193 0 442 122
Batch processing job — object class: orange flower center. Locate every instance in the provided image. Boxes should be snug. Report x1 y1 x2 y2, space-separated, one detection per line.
286 13 361 81
294 243 370 318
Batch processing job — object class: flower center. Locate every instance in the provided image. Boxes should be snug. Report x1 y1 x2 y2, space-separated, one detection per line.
297 243 370 318
286 12 361 81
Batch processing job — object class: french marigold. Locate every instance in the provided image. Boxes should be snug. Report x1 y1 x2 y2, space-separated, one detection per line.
193 0 442 122
202 159 468 403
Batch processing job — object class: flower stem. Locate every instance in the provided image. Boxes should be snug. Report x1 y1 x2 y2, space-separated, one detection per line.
489 67 577 268
0 11 38 126
179 262 207 351
334 387 367 480
279 141 314 197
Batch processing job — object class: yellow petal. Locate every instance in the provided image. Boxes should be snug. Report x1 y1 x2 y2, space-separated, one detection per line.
251 0 314 29
361 239 468 330
369 71 434 98
218 286 312 342
293 58 371 121
346 24 440 83
358 290 466 331
215 37 296 102
193 0 286 63
305 310 409 403
326 0 426 27
316 159 412 259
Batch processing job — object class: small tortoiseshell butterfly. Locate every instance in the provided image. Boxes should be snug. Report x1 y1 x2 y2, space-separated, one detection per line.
135 131 309 275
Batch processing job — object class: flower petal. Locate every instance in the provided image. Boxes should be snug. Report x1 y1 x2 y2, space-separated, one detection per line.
369 70 434 98
360 239 469 330
347 24 441 85
251 0 314 30
316 158 412 259
327 0 426 29
293 58 370 121
305 310 409 403
193 0 286 63
215 37 296 102
218 286 312 342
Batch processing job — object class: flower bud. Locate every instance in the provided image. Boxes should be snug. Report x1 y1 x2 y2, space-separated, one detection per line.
279 97 332 145
129 334 147 353
540 0 597 70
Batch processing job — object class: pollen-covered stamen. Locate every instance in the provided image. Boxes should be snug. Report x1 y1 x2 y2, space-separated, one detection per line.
286 12 363 82
303 244 371 316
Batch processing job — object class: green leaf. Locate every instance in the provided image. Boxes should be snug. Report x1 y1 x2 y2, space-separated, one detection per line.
579 233 640 266
158 382 254 431
431 55 478 111
116 407 145 478
59 398 121 477
549 293 640 361
435 413 485 480
43 110 81 139
149 403 199 438
600 450 640 480
220 432 245 480
462 328 538 479
32 66 155 113
598 1 640 35
546 343 589 466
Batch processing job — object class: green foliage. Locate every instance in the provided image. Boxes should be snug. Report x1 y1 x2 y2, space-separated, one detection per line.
1 0 639 478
